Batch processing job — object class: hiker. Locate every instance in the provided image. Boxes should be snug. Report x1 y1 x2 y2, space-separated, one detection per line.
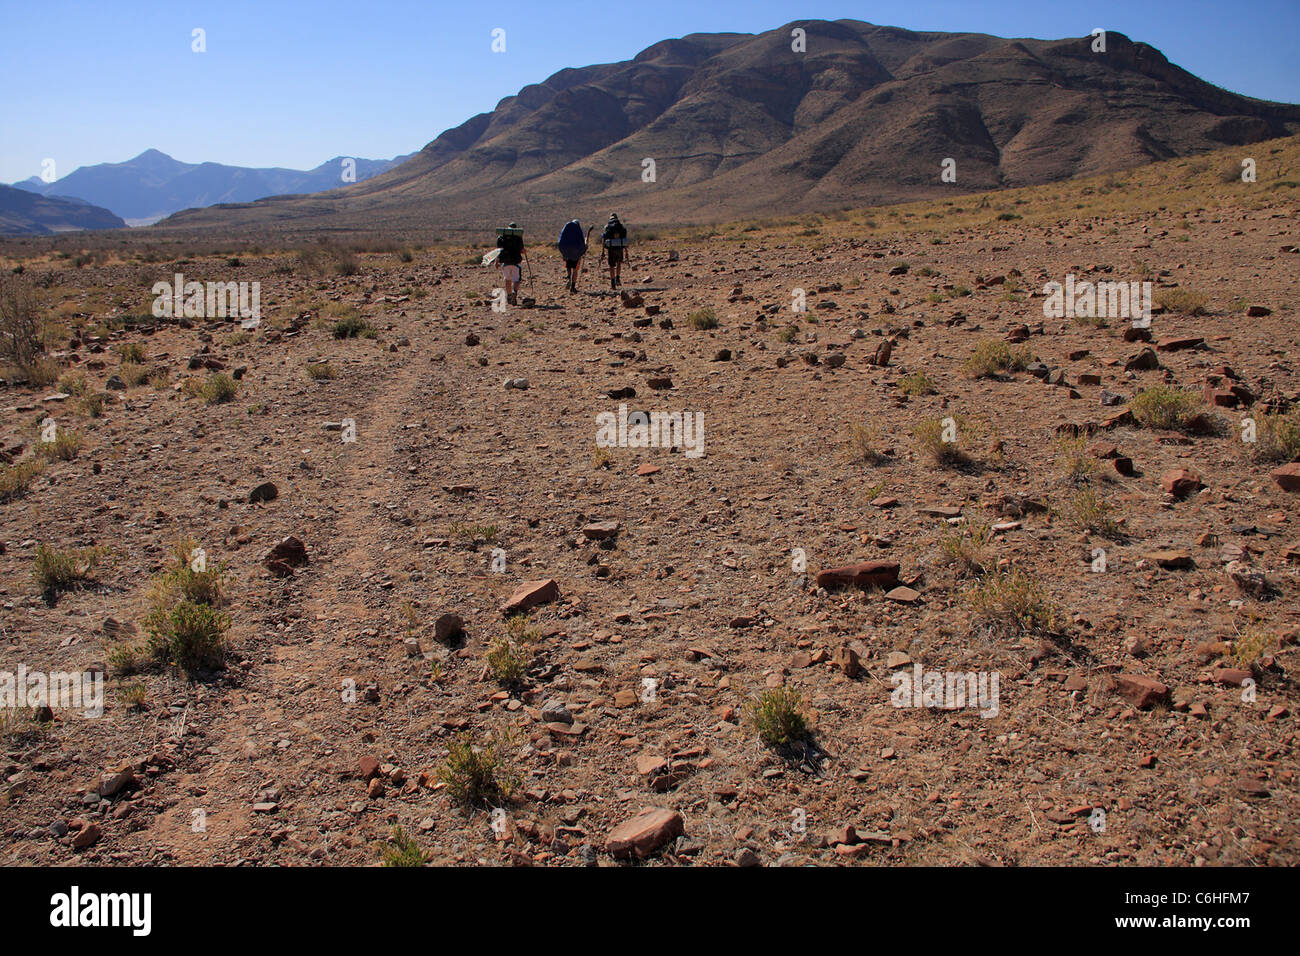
602 213 628 290
496 222 525 305
556 219 589 293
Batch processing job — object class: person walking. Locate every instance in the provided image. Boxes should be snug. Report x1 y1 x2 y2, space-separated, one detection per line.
557 219 589 293
602 214 628 290
496 222 525 305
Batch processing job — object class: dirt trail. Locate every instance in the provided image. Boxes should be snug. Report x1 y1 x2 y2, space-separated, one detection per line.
142 348 432 863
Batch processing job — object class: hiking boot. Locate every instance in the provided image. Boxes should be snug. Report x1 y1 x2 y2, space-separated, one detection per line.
507 292 517 306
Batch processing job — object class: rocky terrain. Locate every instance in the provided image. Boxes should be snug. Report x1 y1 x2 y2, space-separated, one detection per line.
1 136 1297 867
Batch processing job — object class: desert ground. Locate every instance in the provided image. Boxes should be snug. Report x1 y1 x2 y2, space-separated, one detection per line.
1 136 1298 867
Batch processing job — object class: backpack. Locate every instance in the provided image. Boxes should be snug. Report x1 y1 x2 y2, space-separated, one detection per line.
557 220 587 258
603 221 628 248
496 228 523 264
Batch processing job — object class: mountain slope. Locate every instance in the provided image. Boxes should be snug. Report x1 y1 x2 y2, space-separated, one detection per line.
14 149 411 222
158 19 1300 235
0 183 125 235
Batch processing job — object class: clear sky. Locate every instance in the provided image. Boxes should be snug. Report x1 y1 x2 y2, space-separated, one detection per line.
2 0 1297 184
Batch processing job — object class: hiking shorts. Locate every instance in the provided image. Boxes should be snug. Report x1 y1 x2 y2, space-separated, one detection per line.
501 264 521 283
564 259 581 269
608 248 624 266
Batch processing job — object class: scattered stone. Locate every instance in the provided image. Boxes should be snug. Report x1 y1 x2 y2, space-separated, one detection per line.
1148 549 1194 570
1124 348 1160 371
434 613 465 642
605 808 684 859
501 578 560 615
582 520 620 540
1162 469 1203 498
814 561 900 591
1116 673 1170 709
884 585 920 603
263 536 309 576
1270 463 1300 493
71 823 101 850
248 481 278 503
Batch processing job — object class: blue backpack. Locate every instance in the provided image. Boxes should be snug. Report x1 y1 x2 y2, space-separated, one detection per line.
557 220 587 259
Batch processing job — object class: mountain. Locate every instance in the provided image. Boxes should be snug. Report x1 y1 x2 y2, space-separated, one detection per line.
14 148 412 224
0 183 125 235
156 20 1300 236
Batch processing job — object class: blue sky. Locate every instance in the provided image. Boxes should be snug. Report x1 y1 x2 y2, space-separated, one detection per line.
2 0 1297 183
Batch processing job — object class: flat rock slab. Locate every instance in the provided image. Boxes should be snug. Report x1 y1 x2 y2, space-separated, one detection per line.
606 808 684 859
582 520 621 540
1116 673 1170 709
502 578 560 615
1271 463 1300 493
814 560 900 591
1149 549 1194 569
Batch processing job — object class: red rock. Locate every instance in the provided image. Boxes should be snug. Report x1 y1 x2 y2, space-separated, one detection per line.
1205 388 1238 408
605 808 684 859
885 585 920 603
1161 469 1203 498
1270 463 1300 493
501 578 560 615
1116 673 1170 709
635 464 660 477
1213 668 1252 687
359 756 382 780
582 520 620 540
1157 336 1203 352
833 643 861 678
814 561 900 591
635 753 668 776
1245 305 1271 317
262 535 309 576
72 823 101 850
1148 549 1194 569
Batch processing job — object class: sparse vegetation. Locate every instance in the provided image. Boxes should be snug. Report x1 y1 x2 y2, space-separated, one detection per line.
140 540 230 676
747 687 807 747
379 826 427 866
939 521 992 577
436 731 518 809
332 315 374 339
1250 410 1300 463
1131 385 1204 430
967 568 1060 639
1155 286 1208 316
34 543 107 600
1055 436 1099 485
306 361 337 380
913 416 970 466
846 422 886 464
485 634 530 685
897 370 938 396
0 458 46 502
1069 487 1123 538
778 323 799 343
37 429 82 461
687 307 718 330
184 372 238 405
0 271 46 370
963 339 1031 378
114 342 147 363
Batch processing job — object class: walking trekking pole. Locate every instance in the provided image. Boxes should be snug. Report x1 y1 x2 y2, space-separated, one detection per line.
521 247 536 293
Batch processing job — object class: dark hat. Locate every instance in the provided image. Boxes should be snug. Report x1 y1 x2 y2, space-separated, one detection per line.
608 213 620 222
